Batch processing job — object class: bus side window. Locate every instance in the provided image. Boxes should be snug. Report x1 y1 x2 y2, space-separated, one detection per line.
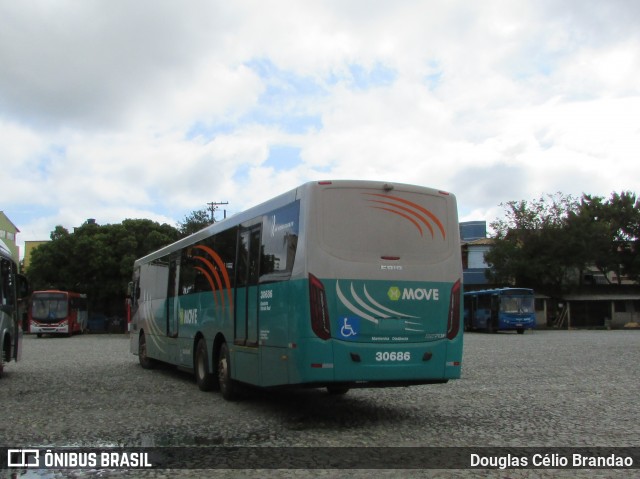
0 259 5 305
213 227 238 288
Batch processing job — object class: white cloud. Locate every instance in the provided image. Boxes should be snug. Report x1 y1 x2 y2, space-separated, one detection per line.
1 0 639 255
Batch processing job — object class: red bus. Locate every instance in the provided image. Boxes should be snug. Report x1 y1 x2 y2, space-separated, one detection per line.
29 290 88 337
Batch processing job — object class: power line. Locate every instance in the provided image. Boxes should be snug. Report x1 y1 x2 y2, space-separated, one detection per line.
207 201 229 223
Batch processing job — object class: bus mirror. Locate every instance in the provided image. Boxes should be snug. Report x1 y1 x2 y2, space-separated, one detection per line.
127 282 133 298
17 274 30 299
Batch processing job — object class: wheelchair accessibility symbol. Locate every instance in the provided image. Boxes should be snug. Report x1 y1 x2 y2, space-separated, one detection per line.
339 317 359 340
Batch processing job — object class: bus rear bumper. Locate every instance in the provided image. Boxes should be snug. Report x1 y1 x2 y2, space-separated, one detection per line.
291 338 462 384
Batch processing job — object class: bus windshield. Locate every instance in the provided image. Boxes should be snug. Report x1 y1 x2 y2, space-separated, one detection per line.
31 293 68 320
501 296 535 314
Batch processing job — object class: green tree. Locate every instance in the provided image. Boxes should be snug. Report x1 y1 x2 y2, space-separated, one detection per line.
27 219 179 317
485 193 581 293
486 191 640 293
178 208 212 237
598 192 640 282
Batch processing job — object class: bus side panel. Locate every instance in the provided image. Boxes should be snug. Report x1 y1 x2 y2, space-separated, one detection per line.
136 260 172 363
444 326 463 379
474 306 491 330
142 298 170 362
288 338 335 385
232 348 259 384
256 280 299 387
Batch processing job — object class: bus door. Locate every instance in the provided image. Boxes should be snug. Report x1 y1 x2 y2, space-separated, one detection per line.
489 294 500 332
235 225 261 347
233 224 261 384
464 295 477 331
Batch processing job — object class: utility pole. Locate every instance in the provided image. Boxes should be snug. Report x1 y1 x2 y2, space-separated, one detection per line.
207 201 229 223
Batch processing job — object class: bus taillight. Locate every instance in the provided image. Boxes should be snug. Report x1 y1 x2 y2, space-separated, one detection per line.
447 280 462 340
309 274 331 340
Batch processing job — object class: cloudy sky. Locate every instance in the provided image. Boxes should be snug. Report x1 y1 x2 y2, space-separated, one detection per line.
2 0 639 255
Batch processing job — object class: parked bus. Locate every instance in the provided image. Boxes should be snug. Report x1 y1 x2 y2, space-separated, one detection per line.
129 180 463 399
463 288 535 334
0 239 29 377
29 290 88 337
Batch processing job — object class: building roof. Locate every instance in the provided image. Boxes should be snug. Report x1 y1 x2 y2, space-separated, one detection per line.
461 238 494 246
0 211 20 233
562 293 640 301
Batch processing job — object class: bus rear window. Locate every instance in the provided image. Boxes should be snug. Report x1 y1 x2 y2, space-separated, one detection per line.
260 201 300 282
320 187 453 264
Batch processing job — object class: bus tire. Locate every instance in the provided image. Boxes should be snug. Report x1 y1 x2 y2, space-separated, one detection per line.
218 342 238 401
487 320 496 334
327 385 350 395
0 344 5 378
195 338 215 392
138 332 156 369
517 328 525 334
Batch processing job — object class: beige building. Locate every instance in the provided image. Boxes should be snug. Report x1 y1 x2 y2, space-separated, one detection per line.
24 240 49 272
0 211 20 263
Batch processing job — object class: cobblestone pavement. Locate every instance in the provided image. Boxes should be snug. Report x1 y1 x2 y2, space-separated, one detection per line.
1 330 638 478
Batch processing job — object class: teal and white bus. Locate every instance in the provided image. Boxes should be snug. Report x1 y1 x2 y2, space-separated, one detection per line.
129 180 463 399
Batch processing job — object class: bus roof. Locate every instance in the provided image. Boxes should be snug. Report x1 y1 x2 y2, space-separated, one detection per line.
31 290 87 297
134 180 454 267
0 238 13 260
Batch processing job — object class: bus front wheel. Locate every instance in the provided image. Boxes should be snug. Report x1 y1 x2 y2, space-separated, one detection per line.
195 338 216 392
218 343 238 401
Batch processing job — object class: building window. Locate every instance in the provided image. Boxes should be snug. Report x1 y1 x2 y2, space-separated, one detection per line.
614 301 627 313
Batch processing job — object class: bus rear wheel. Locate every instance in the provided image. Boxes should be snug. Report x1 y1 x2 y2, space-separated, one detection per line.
218 342 238 401
138 332 156 369
195 338 216 391
327 385 350 395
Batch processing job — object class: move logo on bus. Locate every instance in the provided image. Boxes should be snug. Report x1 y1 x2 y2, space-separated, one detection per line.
387 287 401 301
179 308 198 325
388 286 440 301
362 193 446 240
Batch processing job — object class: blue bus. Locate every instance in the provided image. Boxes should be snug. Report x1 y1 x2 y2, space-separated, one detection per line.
463 288 535 334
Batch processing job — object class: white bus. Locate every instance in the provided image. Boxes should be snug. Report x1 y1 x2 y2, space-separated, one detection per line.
1 239 29 377
130 180 463 399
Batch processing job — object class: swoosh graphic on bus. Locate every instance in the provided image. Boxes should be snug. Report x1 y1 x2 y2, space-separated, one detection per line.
192 245 233 318
363 193 446 239
336 281 419 325
141 290 167 354
193 256 225 307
